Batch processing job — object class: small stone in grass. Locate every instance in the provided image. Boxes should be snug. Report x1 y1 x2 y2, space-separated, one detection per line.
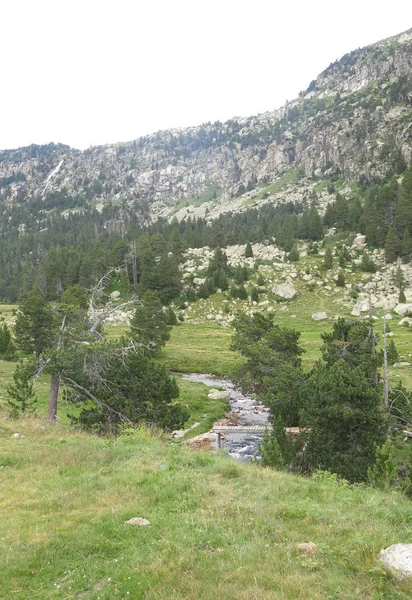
296 542 318 554
125 517 150 526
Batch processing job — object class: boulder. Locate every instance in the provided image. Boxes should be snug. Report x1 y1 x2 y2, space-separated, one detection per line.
351 234 366 249
382 313 392 320
379 544 412 578
312 312 328 321
351 300 370 316
208 389 230 401
110 290 121 299
393 362 411 367
125 517 150 526
193 278 206 286
394 303 412 316
398 317 412 327
272 282 297 299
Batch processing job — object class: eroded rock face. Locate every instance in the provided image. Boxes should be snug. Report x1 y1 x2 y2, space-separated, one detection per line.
1 31 411 223
379 544 412 578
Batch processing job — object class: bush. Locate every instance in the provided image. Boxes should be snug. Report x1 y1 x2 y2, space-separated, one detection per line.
368 438 398 491
259 429 284 469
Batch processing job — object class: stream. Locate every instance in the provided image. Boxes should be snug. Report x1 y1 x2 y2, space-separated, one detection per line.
181 373 270 462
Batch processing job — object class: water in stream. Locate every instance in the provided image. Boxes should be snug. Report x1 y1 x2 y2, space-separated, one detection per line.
181 373 270 462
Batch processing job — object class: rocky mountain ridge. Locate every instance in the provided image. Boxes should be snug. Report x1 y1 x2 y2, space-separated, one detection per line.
1 28 411 222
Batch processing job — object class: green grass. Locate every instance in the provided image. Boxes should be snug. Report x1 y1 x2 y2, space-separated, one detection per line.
160 323 238 376
1 422 412 599
176 377 229 436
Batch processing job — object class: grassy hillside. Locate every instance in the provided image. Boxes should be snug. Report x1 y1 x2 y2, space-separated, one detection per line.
1 421 412 599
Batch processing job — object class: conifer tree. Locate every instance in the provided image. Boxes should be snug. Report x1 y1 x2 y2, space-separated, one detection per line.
0 323 16 360
245 242 254 258
7 361 37 418
130 290 171 354
401 229 412 263
323 247 333 270
336 270 345 287
385 227 398 263
14 287 54 359
289 246 300 262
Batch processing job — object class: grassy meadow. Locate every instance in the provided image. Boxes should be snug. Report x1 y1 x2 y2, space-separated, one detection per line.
2 422 412 599
2 266 412 599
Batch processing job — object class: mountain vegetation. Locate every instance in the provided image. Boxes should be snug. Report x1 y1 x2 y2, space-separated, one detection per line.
1 27 412 597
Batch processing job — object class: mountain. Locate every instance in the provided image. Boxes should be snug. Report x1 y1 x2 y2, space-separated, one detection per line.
0 28 411 224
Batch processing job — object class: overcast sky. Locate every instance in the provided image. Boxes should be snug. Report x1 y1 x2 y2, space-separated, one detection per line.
1 0 411 150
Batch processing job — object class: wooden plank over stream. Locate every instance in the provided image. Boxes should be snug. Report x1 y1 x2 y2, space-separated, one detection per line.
212 425 272 434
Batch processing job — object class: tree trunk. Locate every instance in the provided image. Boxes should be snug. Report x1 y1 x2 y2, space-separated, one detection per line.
48 377 60 423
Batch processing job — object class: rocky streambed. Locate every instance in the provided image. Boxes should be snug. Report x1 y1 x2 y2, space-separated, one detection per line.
181 373 270 462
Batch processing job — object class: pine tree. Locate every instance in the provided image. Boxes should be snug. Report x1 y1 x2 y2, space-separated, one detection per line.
251 287 259 302
395 167 412 236
303 359 386 482
0 323 16 360
130 290 172 354
289 246 300 262
323 247 333 270
14 287 54 359
401 229 412 263
7 361 37 418
336 270 345 287
245 242 254 258
385 227 398 263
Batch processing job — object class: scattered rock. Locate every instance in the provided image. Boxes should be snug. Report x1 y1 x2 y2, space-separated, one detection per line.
398 317 412 327
394 303 412 316
311 312 328 321
383 313 392 320
379 544 412 579
351 300 370 316
193 278 206 286
186 432 218 451
351 234 366 249
125 517 150 526
208 389 230 401
272 282 297 299
296 542 319 554
110 290 121 299
11 433 24 439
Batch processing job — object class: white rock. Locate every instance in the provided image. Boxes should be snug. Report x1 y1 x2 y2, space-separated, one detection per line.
312 312 328 321
351 234 366 249
208 390 230 401
193 278 206 286
272 282 297 299
11 433 24 439
398 317 412 327
125 517 150 526
394 304 412 316
110 291 121 299
382 314 392 320
379 544 412 578
393 362 411 367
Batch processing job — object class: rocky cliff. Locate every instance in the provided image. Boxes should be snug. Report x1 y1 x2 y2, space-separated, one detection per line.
1 28 411 221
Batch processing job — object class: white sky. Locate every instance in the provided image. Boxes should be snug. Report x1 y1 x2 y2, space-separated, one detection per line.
1 0 411 150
